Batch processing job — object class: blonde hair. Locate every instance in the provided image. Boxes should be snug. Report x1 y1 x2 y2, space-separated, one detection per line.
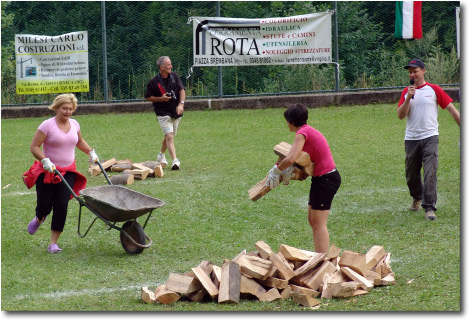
49 93 78 112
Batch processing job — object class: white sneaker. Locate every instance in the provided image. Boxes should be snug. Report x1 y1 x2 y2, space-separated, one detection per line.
171 158 180 170
157 153 168 165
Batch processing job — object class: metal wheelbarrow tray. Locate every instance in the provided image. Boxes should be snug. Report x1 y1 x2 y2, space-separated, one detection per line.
55 161 164 254
79 185 164 222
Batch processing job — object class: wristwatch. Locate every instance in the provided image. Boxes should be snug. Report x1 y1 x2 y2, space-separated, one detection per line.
180 101 185 104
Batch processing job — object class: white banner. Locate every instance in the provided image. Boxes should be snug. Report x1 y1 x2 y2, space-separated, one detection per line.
15 31 89 94
192 12 332 67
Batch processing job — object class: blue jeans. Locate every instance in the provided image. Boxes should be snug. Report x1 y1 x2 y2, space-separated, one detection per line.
404 135 439 212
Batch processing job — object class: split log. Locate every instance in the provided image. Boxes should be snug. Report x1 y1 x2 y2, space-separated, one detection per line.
273 142 314 176
248 166 306 201
258 288 281 302
365 245 386 270
154 285 181 304
254 240 274 259
248 175 271 202
142 160 166 170
278 244 311 261
268 252 295 281
111 163 132 172
240 275 266 298
110 173 134 185
116 159 132 164
338 250 367 276
237 255 273 280
89 158 117 176
191 266 219 300
165 273 202 294
131 169 150 180
340 267 374 292
294 253 327 277
218 261 241 304
290 284 320 298
303 261 337 290
185 289 206 302
211 265 222 288
373 253 392 278
326 281 361 298
154 165 164 178
141 286 156 304
380 273 396 286
280 285 292 300
257 277 289 290
291 293 321 308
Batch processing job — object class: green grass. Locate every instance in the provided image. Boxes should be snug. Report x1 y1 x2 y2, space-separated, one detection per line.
1 103 460 311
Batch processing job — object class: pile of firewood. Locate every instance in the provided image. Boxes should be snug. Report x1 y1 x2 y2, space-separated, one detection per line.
141 241 395 308
88 158 165 185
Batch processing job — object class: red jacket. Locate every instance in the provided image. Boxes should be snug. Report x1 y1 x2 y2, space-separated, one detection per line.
23 160 87 199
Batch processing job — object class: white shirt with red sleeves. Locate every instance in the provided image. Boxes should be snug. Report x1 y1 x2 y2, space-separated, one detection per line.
398 82 453 140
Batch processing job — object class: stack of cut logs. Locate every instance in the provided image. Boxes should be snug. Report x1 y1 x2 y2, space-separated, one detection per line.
141 241 395 308
88 158 165 185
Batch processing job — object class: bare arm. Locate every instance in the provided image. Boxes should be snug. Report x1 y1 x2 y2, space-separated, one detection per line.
176 89 186 115
397 87 415 120
75 130 93 154
446 103 460 127
30 130 47 161
277 134 306 171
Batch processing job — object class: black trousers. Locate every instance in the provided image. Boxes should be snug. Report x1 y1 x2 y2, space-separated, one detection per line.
35 172 75 232
404 135 439 212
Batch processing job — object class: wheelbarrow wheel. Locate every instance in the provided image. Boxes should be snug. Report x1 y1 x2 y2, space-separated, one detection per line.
120 221 146 254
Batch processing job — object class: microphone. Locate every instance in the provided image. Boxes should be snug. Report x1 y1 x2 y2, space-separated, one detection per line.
410 79 415 99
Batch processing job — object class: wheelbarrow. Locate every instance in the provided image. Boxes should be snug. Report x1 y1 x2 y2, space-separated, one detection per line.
54 161 165 254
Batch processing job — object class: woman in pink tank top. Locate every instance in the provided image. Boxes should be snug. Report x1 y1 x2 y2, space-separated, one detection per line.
265 104 341 253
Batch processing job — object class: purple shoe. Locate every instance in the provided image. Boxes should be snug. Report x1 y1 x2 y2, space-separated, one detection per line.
27 217 45 235
47 244 62 253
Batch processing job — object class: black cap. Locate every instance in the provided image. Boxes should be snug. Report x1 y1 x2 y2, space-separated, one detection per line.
404 58 425 69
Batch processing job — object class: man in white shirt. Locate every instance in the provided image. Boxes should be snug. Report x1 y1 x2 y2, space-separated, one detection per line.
397 58 460 220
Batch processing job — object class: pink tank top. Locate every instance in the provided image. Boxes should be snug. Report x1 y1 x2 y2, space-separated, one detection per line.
37 117 80 167
297 124 336 176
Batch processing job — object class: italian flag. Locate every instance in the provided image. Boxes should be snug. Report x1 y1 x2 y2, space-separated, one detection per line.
395 1 423 39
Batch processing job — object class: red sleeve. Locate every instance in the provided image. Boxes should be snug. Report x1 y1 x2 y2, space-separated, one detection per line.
427 83 453 109
397 88 409 108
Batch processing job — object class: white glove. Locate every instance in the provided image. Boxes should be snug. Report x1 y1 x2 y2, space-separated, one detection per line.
281 166 295 185
41 158 56 173
265 165 282 189
88 149 99 163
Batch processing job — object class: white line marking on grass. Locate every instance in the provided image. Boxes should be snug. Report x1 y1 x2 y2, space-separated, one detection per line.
1 191 35 197
14 283 164 301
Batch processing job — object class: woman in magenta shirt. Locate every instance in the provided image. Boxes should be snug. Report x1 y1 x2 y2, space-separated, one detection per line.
266 104 341 253
24 93 99 253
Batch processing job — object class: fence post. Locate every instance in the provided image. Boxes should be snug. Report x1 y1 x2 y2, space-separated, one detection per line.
217 1 223 98
101 1 109 102
334 1 339 92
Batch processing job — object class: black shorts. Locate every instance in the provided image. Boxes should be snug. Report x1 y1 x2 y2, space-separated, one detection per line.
308 169 341 210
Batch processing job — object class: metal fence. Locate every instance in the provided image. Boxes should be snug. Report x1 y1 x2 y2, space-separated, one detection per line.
1 1 460 106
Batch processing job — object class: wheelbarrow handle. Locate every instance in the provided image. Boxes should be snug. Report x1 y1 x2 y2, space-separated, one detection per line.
54 169 85 204
96 161 113 185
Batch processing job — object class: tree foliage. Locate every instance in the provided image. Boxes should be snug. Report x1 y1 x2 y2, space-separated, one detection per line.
1 1 460 105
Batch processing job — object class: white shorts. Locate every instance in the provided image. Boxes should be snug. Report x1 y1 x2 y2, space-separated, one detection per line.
157 116 181 136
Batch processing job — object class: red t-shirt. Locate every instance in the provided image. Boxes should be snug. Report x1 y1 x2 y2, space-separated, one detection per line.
297 124 336 176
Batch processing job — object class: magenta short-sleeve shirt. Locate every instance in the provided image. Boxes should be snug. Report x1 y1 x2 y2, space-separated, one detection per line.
37 117 80 167
297 124 336 176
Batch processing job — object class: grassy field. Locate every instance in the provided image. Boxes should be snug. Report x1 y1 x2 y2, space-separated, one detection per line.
1 103 461 311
